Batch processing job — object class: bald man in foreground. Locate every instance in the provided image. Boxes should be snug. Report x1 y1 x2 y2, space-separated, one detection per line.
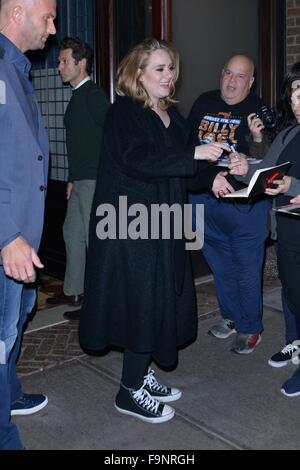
0 0 56 450
189 55 271 354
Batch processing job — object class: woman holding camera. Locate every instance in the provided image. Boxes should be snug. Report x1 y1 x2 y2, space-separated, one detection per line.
231 63 300 397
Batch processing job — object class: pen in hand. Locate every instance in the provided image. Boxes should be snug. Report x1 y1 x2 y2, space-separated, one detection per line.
227 141 241 166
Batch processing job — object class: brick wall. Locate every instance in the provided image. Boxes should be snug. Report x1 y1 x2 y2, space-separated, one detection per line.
286 0 300 67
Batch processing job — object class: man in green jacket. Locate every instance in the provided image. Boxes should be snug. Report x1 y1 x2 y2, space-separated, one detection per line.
47 37 110 319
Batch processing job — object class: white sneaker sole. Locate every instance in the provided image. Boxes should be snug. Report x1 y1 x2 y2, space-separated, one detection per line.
11 396 48 416
114 403 175 423
281 388 300 397
208 328 237 339
268 359 289 368
151 390 182 403
231 335 262 354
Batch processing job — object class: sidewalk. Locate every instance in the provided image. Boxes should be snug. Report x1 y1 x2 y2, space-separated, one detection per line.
14 278 300 450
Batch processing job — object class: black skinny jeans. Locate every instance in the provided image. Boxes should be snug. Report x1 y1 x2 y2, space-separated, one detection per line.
121 349 151 389
277 243 300 338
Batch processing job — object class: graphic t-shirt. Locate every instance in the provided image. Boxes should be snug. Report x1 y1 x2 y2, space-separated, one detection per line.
188 90 264 155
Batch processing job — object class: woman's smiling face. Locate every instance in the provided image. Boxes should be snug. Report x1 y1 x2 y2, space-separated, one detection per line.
140 49 175 106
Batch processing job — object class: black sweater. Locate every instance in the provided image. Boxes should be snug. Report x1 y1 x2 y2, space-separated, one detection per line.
64 80 110 181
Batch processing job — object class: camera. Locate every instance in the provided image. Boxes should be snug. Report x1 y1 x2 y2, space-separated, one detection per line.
256 105 277 129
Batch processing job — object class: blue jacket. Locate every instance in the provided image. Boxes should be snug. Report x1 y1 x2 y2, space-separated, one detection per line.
0 37 49 261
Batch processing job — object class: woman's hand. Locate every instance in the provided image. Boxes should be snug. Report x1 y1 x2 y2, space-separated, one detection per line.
290 195 300 204
194 142 231 162
247 113 264 143
265 175 292 196
228 152 249 176
212 171 235 198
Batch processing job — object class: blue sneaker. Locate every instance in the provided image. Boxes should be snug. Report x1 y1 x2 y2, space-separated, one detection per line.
281 368 300 397
11 393 48 416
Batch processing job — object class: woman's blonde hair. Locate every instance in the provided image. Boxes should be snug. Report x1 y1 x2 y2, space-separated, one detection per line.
116 38 179 110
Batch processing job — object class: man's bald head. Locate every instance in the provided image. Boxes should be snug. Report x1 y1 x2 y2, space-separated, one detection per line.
0 0 37 8
0 0 8 10
0 0 40 18
220 54 255 105
0 0 30 14
0 0 56 52
0 1 34 28
223 54 255 76
0 0 10 15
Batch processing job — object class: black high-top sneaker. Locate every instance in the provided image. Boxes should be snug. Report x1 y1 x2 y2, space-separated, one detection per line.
143 368 182 402
115 383 175 423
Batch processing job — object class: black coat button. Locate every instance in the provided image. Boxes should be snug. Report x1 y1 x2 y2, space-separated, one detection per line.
38 155 43 161
40 186 46 191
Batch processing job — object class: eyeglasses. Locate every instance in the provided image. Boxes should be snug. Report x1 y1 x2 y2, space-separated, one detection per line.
288 97 300 105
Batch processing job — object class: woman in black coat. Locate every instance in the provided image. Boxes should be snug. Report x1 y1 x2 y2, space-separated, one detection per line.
79 39 238 424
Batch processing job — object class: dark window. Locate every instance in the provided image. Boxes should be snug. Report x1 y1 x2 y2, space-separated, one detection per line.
30 0 94 181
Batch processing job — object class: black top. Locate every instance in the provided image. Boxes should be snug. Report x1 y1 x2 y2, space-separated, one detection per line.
188 89 265 192
188 90 264 154
64 80 110 181
276 131 300 250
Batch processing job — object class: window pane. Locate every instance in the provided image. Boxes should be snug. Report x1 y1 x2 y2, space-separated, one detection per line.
29 0 94 181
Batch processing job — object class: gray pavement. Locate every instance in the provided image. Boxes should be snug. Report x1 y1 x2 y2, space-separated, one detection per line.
15 287 300 450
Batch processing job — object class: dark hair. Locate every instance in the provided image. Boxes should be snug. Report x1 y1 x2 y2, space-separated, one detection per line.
276 62 300 131
60 37 94 75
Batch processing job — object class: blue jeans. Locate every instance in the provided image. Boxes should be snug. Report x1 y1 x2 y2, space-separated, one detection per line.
190 193 270 334
203 236 265 333
0 266 36 450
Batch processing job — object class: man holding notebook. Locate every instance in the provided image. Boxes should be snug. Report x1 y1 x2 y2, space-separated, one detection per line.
189 54 271 354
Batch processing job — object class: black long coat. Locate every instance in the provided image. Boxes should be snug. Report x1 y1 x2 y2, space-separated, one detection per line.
79 97 218 367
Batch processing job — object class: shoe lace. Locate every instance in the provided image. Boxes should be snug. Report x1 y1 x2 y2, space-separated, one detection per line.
224 319 234 329
282 344 298 354
12 395 31 408
132 386 160 413
143 369 168 394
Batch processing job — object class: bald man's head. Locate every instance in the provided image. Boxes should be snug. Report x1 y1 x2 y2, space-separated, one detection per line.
0 0 29 15
0 0 37 9
0 1 44 20
220 54 255 105
0 0 10 15
223 55 255 76
0 0 56 52
0 0 8 10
